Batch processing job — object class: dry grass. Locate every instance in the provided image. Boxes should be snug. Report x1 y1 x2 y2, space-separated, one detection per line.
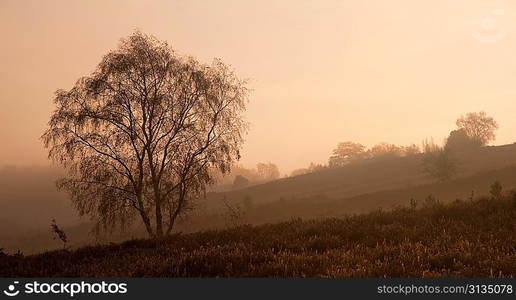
2 195 516 277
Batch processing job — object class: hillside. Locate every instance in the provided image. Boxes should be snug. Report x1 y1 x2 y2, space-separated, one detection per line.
3 144 516 254
2 194 516 277
180 165 516 231
206 144 516 210
3 158 516 254
5 165 515 255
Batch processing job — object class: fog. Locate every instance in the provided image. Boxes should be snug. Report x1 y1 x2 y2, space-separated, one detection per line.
2 0 516 173
3 4 516 283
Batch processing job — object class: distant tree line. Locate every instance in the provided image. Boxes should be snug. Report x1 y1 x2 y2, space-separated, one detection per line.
208 162 281 190
422 111 498 182
328 142 421 168
289 111 499 182
290 162 327 177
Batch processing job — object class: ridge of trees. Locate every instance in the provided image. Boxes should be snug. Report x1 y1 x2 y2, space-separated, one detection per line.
289 111 499 182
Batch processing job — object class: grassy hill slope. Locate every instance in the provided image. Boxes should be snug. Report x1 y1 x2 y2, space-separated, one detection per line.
206 144 516 210
183 166 516 230
3 144 516 254
2 194 516 277
4 165 516 255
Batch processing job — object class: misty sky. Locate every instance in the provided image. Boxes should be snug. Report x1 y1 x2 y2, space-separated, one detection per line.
1 0 516 173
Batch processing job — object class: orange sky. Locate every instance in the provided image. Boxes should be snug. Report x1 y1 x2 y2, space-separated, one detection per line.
1 0 516 173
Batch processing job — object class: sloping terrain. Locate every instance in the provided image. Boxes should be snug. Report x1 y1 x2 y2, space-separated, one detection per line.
181 165 516 230
206 144 516 210
2 195 516 277
3 144 516 254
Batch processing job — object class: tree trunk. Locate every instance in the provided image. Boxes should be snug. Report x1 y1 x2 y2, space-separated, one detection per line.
136 193 154 237
166 184 186 235
140 211 155 238
155 197 163 237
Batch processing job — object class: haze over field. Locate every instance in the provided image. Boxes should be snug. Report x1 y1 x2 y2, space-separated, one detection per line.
2 0 516 173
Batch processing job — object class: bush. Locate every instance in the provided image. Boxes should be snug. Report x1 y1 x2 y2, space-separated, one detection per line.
50 219 68 250
422 149 459 182
422 194 440 208
232 175 250 190
490 181 503 201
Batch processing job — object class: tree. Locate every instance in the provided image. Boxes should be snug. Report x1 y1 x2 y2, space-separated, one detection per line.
402 144 421 156
307 162 326 173
489 181 503 201
290 168 308 177
368 143 403 159
212 164 262 187
50 219 68 250
256 162 280 181
445 129 481 153
456 112 498 146
328 142 365 167
232 175 250 190
42 31 249 238
422 138 440 154
422 147 458 182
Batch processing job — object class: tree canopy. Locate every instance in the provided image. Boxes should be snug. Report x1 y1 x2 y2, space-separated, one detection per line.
455 112 498 146
328 142 366 167
42 31 249 237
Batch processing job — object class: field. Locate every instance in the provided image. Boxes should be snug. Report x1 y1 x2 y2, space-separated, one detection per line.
2 194 516 277
3 145 516 255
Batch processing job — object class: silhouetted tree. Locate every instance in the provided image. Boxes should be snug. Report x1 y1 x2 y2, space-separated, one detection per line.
402 144 421 156
422 146 458 182
42 31 249 237
256 162 280 181
307 162 326 173
329 142 365 167
290 168 309 177
422 194 440 208
368 143 404 159
222 198 244 228
409 198 417 210
211 164 263 187
445 128 481 152
50 219 68 250
490 181 503 201
422 138 441 154
456 112 498 146
232 175 250 190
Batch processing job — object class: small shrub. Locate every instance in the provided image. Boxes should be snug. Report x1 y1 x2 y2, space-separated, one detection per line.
232 175 250 190
13 250 23 258
421 148 459 182
50 218 68 250
409 198 417 210
222 199 245 228
423 194 440 208
490 181 503 201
